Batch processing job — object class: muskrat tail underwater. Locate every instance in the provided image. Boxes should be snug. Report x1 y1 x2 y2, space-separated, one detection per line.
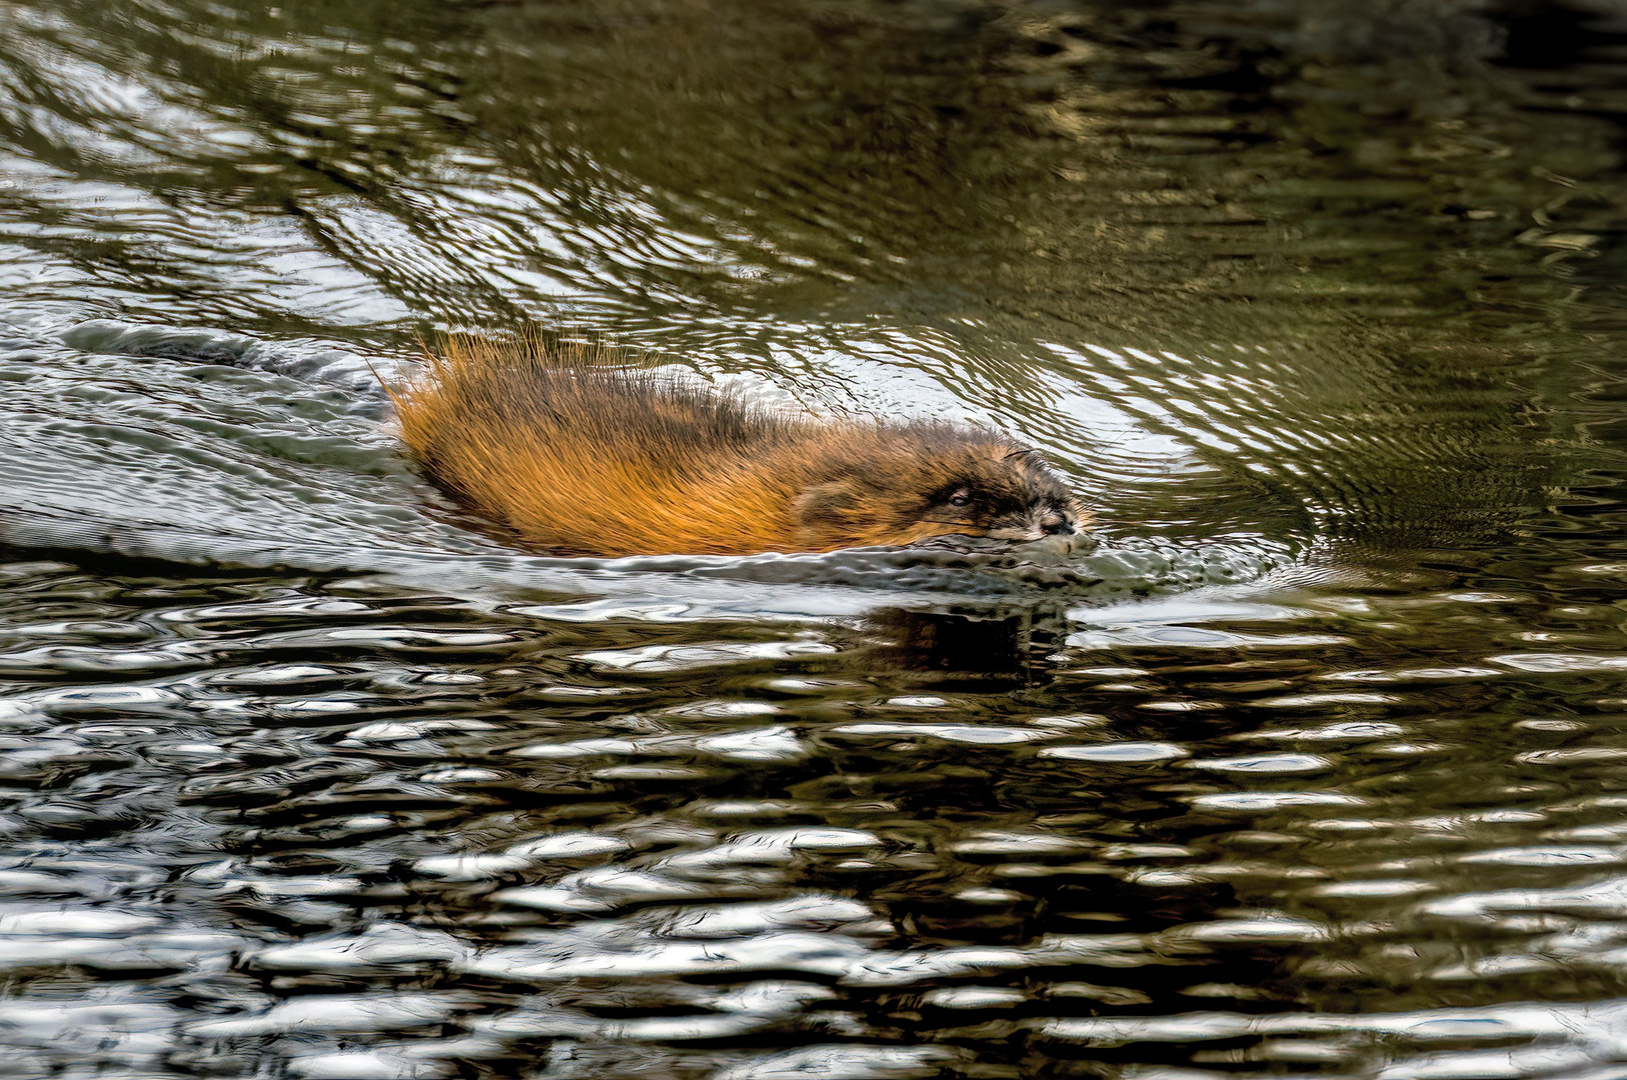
388 336 1088 558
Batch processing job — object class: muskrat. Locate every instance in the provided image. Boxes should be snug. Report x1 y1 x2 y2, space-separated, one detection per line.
391 340 1087 558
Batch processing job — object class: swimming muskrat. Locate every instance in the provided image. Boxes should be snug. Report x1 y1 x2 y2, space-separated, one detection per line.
391 340 1087 558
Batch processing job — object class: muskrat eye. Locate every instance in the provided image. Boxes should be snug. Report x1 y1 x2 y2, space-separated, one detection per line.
948 492 971 508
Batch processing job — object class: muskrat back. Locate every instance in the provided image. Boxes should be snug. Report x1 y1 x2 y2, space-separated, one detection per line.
391 340 1086 557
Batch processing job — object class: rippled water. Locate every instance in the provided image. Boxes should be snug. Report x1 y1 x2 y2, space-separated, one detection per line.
8 1 1627 1077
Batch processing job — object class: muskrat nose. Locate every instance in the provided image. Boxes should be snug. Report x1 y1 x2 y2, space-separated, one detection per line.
1040 514 1074 536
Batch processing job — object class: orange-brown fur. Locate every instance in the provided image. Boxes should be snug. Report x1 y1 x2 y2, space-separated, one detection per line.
391 340 1085 558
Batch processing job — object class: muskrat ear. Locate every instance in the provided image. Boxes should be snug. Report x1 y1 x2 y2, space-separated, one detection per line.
791 482 860 527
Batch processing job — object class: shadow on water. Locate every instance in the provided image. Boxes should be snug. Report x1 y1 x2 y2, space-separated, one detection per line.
867 607 1073 680
10 1 1627 1078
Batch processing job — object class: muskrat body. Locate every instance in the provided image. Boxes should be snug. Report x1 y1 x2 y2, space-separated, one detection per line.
392 341 1086 558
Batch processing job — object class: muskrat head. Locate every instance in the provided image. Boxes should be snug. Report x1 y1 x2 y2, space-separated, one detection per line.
791 425 1088 551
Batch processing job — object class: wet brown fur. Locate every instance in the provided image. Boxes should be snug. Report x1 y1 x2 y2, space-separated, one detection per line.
390 339 1086 558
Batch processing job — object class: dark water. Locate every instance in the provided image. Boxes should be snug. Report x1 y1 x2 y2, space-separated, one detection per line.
7 1 1627 1076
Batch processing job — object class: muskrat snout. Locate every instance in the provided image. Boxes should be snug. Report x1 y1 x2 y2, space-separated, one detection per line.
1040 508 1076 536
980 494 1088 545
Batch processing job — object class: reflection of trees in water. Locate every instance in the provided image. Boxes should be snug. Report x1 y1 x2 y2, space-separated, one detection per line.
9 0 1621 324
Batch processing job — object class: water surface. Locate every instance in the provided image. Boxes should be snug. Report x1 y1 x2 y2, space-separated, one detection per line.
6 1 1627 1077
